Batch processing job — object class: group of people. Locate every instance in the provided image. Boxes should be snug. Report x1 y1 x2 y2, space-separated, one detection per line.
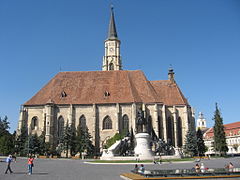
194 162 234 173
194 163 207 173
4 154 35 175
133 164 145 173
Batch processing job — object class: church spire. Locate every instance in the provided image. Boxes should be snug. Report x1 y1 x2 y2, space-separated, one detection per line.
107 5 118 40
102 5 122 71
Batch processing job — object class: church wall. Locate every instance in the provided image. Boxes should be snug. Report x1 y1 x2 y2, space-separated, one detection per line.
177 105 194 146
55 106 69 125
157 105 163 139
74 105 95 139
145 104 158 133
25 106 45 136
22 103 194 150
98 104 119 148
175 106 186 147
119 104 132 132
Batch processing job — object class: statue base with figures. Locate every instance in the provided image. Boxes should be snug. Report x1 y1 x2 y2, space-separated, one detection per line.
134 133 154 160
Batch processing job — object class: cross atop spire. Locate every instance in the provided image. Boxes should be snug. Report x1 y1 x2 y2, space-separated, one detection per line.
107 5 118 40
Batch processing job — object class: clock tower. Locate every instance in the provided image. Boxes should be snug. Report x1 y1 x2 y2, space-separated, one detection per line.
102 6 122 71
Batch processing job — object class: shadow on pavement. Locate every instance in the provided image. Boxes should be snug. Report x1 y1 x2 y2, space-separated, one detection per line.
13 172 48 175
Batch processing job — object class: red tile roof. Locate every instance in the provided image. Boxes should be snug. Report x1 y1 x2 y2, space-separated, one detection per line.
204 121 240 139
24 70 188 106
150 80 189 106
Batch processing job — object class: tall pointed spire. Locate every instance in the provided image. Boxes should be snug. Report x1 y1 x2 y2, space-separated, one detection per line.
107 5 118 40
102 5 122 71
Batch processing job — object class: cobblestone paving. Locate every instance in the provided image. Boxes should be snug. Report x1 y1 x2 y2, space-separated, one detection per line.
1 157 240 180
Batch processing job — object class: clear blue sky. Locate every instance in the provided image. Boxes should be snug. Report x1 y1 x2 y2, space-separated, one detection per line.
1 0 240 133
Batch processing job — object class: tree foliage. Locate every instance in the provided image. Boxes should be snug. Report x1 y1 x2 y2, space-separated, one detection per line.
15 126 28 156
196 128 207 156
184 129 198 157
0 116 10 135
213 103 228 156
28 134 41 155
0 116 15 155
62 122 76 157
75 125 94 157
105 133 124 149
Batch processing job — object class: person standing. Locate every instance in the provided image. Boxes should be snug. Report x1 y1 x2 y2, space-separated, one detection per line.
5 155 13 174
27 156 34 175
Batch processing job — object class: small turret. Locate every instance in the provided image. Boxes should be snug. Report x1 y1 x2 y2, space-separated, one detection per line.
196 112 207 130
168 66 175 83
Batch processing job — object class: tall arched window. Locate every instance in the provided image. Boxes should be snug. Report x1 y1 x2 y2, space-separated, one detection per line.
158 116 163 139
148 116 152 134
122 114 129 132
109 63 114 70
103 116 112 130
79 115 86 130
167 116 174 145
31 116 38 130
58 116 64 138
177 117 183 147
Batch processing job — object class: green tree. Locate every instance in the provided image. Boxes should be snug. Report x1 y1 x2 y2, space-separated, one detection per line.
62 122 76 157
75 125 95 157
0 116 10 136
0 116 15 155
196 128 207 156
213 103 228 156
15 126 28 156
28 134 41 155
184 129 198 157
0 133 14 155
105 133 124 148
38 131 47 155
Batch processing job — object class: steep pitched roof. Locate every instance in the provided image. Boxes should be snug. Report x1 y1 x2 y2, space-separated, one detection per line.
204 121 240 139
150 80 189 106
24 70 160 105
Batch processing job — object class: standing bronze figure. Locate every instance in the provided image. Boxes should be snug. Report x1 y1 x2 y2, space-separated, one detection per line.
136 109 147 133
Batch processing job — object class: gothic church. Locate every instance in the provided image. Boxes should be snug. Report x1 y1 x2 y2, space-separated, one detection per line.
17 8 195 153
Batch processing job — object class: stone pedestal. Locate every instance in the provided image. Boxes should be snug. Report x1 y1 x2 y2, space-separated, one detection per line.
134 133 154 160
174 147 183 158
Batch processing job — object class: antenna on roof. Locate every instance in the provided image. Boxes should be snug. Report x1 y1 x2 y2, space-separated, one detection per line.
59 66 62 72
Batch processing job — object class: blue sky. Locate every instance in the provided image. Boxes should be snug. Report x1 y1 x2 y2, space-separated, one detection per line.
1 0 240 133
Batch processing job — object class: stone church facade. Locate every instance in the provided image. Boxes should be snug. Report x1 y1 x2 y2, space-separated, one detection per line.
17 8 195 153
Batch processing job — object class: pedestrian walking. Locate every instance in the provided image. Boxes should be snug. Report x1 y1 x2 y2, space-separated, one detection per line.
27 156 34 175
5 155 13 174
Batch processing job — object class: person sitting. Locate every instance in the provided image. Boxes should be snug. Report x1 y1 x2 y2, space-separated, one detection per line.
228 162 234 169
133 164 139 173
138 164 145 173
225 162 234 170
195 163 200 173
200 162 206 172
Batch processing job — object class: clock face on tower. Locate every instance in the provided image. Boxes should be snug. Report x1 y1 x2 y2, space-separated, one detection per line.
110 47 114 52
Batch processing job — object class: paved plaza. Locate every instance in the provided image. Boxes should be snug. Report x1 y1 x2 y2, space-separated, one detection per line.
1 157 240 180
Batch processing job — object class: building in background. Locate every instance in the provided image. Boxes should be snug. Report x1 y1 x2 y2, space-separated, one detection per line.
17 7 195 154
204 122 240 155
196 112 208 131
